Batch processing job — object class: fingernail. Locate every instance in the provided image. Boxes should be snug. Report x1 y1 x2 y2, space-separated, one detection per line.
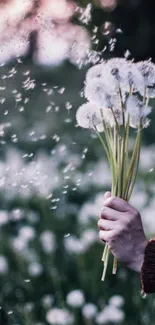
104 197 111 205
104 191 111 199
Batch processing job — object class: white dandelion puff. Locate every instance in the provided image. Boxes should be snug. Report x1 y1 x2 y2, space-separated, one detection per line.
137 60 155 97
82 303 97 319
101 58 144 95
76 102 104 132
126 95 152 128
66 290 85 307
46 308 74 325
103 107 124 127
85 63 105 82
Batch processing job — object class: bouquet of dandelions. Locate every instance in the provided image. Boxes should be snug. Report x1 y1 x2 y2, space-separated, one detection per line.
76 58 154 281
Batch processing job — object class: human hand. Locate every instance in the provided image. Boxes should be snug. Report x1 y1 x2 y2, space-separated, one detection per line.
98 192 148 272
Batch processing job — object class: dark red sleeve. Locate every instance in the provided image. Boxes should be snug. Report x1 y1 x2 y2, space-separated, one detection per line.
141 238 155 294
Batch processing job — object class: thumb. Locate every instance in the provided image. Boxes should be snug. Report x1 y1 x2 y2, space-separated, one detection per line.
103 191 111 203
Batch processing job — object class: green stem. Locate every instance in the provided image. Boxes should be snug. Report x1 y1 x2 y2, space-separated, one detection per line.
127 128 142 201
101 247 110 281
124 128 141 196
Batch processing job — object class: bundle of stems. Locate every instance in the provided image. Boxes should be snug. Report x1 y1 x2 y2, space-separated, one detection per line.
95 93 142 281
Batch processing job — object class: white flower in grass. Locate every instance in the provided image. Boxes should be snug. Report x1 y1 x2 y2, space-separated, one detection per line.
137 60 155 97
0 256 8 273
0 211 9 225
81 229 98 247
46 308 74 325
82 303 97 319
19 226 35 242
126 95 152 128
96 305 125 324
64 235 86 254
76 102 104 132
40 231 55 254
28 262 43 277
42 295 53 308
109 295 125 308
66 290 85 307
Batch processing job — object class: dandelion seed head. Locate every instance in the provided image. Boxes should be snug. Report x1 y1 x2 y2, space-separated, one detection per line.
137 60 155 97
76 102 104 132
66 290 85 307
126 95 152 128
46 308 74 325
82 303 97 319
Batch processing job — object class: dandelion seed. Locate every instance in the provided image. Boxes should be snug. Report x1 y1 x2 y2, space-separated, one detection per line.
64 233 70 238
116 28 123 33
7 311 13 315
65 118 72 123
46 105 52 112
65 102 72 110
51 206 57 210
58 87 65 94
78 4 92 25
23 70 30 76
19 106 24 112
124 49 131 58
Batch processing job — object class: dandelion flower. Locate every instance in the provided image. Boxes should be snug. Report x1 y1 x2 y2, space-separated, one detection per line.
46 308 74 325
102 58 144 95
66 290 85 307
126 95 152 128
76 102 104 132
137 60 155 97
82 303 97 319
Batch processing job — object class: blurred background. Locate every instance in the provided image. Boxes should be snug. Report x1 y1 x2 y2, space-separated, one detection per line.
0 0 155 324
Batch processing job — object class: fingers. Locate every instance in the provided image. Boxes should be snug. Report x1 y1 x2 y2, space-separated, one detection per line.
104 196 131 212
98 218 118 231
100 206 121 221
99 229 115 242
103 191 111 203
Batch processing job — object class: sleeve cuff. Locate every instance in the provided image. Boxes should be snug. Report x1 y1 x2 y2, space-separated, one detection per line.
141 238 155 294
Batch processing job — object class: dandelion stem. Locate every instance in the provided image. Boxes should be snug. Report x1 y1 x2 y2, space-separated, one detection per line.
127 125 142 201
112 257 118 274
101 247 109 281
102 243 108 262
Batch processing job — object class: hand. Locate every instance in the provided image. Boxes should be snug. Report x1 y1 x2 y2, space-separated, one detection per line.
98 192 148 272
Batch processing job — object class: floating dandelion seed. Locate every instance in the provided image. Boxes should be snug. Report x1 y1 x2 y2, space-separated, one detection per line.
64 233 70 238
7 311 13 315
